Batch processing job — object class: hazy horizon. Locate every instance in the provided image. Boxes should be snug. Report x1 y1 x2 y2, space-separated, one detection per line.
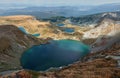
0 0 120 6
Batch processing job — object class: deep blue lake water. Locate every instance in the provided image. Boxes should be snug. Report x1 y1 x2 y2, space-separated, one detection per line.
57 24 65 27
21 40 90 71
64 28 74 33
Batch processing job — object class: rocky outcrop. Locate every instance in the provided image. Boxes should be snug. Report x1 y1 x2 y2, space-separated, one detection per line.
82 16 120 52
83 19 120 39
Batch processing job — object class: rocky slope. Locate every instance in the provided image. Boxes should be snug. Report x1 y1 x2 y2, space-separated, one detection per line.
83 19 120 52
0 25 49 72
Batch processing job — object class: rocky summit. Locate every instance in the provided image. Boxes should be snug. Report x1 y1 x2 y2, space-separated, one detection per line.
0 11 120 78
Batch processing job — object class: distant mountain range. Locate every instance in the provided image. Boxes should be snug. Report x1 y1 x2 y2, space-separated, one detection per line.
0 3 120 18
41 11 120 26
69 11 120 26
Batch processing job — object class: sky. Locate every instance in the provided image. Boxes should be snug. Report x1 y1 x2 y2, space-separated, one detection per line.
1 0 120 6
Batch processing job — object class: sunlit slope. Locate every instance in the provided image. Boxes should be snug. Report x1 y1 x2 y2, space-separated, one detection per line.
0 15 85 40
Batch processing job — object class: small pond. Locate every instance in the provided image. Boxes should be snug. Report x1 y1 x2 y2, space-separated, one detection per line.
18 27 28 34
57 24 65 27
18 26 40 37
64 28 75 33
32 33 40 37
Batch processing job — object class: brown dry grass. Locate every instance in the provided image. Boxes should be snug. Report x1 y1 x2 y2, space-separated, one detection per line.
0 37 11 52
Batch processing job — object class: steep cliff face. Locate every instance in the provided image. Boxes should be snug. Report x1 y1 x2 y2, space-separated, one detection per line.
0 25 43 72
